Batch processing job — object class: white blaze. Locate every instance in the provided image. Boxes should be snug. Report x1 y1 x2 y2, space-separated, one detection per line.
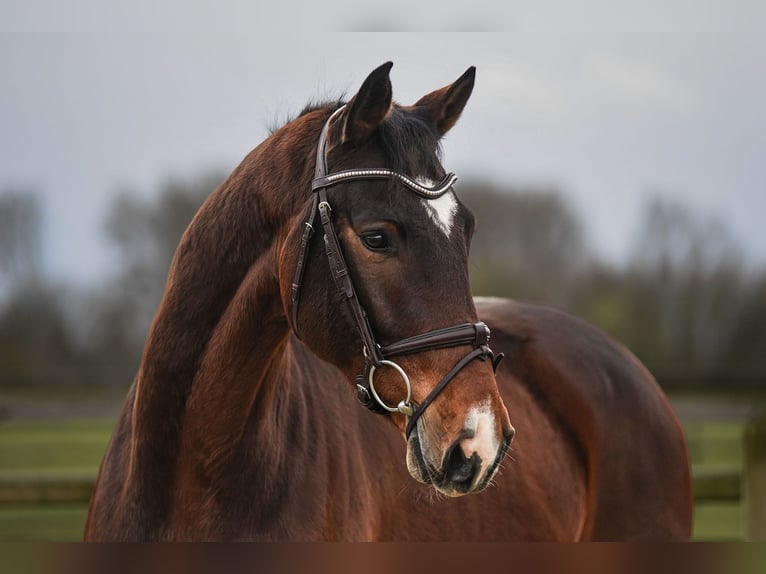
417 177 457 237
460 401 499 487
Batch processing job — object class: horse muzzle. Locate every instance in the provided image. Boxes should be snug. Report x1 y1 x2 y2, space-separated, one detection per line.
406 406 515 497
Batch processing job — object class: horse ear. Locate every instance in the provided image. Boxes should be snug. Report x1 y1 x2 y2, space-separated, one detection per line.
342 62 393 144
415 66 476 137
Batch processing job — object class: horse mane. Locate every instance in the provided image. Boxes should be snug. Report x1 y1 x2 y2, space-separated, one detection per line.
267 98 346 136
121 105 335 537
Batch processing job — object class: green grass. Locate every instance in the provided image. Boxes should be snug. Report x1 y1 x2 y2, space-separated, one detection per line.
0 415 753 541
0 504 89 542
0 419 112 541
693 502 744 541
0 419 113 477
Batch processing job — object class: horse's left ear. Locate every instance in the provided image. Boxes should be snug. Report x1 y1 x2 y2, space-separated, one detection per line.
342 61 394 144
415 66 476 137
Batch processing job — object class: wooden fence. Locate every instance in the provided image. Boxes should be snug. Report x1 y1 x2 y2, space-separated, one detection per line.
1 415 764 540
744 415 766 540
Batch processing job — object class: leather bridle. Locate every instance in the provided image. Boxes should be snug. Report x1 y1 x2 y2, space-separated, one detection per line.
290 107 503 439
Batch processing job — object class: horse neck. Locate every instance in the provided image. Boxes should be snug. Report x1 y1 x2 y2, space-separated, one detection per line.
125 112 326 511
175 243 294 484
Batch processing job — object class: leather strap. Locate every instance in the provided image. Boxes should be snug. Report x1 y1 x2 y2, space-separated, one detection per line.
380 322 490 358
290 106 343 336
290 193 319 332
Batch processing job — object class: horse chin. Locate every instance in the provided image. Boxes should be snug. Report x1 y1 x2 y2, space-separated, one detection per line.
405 432 433 486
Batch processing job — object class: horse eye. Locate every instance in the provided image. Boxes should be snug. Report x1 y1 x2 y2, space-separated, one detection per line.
361 232 389 251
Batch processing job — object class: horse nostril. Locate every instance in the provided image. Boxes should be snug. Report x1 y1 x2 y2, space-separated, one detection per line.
444 441 481 487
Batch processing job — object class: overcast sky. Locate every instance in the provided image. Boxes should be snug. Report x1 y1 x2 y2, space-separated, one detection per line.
1 4 764 285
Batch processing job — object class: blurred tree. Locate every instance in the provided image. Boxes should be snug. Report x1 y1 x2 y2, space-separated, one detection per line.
567 196 760 388
720 271 766 384
463 185 764 389
0 190 42 293
0 281 82 386
102 174 220 345
0 190 83 386
623 197 748 384
461 181 589 308
80 173 222 384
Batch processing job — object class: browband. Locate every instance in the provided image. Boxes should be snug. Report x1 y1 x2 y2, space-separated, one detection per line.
312 170 458 199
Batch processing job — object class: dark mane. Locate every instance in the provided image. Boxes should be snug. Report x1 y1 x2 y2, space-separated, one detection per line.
273 99 442 179
299 98 346 118
268 98 346 135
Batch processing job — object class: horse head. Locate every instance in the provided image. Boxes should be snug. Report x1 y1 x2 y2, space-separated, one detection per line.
279 62 514 497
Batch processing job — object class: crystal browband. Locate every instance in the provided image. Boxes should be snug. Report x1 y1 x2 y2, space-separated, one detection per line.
312 170 458 199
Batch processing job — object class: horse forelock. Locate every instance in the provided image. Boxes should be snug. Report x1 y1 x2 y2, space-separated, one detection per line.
277 99 443 180
377 106 443 179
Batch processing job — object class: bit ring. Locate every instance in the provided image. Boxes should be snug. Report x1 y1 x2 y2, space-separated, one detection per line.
368 360 414 416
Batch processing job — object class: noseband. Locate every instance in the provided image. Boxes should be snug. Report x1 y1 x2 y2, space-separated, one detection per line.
290 107 503 439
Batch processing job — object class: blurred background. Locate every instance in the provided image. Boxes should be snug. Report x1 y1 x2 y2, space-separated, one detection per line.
1 4 765 541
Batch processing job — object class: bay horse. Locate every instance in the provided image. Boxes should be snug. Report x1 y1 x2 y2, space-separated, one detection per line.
85 62 692 541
